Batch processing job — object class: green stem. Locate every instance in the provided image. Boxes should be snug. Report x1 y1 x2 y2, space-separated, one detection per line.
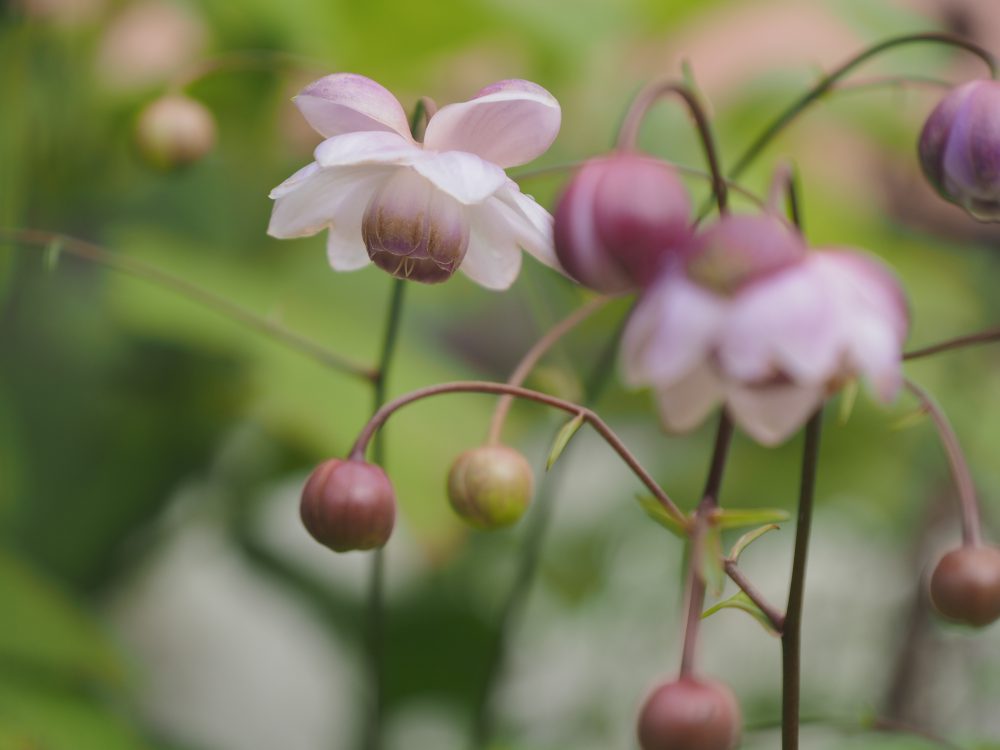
781 410 823 750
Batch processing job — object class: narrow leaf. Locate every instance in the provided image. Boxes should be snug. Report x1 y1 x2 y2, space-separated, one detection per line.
838 378 859 425
702 528 726 598
702 591 780 637
729 524 781 563
711 507 790 530
891 406 929 431
635 494 688 539
43 239 63 272
546 412 585 470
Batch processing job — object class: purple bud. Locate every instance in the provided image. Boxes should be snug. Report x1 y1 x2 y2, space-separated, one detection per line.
919 80 1000 222
300 459 396 552
637 677 742 750
447 445 533 529
362 169 470 283
685 213 806 296
553 154 693 294
929 545 1000 628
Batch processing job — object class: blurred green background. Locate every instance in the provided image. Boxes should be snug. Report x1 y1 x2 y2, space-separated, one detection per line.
2 0 1000 748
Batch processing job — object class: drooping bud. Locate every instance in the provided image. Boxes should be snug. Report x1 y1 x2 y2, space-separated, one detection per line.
637 677 741 750
136 94 216 169
300 459 396 552
362 168 470 283
919 80 1000 222
685 213 806 296
929 545 1000 627
553 154 693 294
446 444 533 529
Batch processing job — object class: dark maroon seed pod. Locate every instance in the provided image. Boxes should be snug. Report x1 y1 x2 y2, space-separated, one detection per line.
929 545 1000 627
300 459 396 552
553 154 693 294
637 677 741 750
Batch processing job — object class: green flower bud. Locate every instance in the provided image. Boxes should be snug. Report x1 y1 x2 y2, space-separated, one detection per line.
446 444 533 529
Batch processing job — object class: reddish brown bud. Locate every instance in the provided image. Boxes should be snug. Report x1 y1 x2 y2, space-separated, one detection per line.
300 459 396 552
637 677 741 750
447 445 533 529
553 154 693 294
929 545 1000 627
136 95 216 169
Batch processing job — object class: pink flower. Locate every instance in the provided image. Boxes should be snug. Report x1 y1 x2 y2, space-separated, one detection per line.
622 215 909 445
268 74 563 289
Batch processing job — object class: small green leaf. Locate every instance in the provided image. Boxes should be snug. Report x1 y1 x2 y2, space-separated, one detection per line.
710 507 790 529
635 494 688 538
43 239 64 272
729 524 781 562
838 379 859 425
891 406 929 431
702 528 725 598
546 412 585 470
702 591 780 637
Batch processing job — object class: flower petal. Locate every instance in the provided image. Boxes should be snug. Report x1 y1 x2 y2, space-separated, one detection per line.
411 150 507 205
294 73 414 140
268 164 385 239
314 131 420 169
326 183 383 272
653 362 725 433
459 202 523 290
727 382 825 446
490 182 562 271
423 79 561 168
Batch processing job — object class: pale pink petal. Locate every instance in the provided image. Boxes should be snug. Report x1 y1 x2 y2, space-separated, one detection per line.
295 73 414 140
267 164 385 238
844 320 902 402
459 202 523 290
621 275 729 388
411 150 507 205
727 382 825 446
653 362 725 433
314 131 420 169
719 263 840 384
489 182 563 271
325 184 383 272
423 79 561 168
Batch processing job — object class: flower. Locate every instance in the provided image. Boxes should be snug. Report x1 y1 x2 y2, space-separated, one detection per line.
268 74 563 289
622 214 909 445
919 79 1000 221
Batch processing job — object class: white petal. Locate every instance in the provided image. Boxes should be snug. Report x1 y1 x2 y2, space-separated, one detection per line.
314 131 420 169
294 73 414 140
654 363 725 433
325 186 379 272
423 79 561 168
490 183 563 271
620 275 729 388
267 164 384 239
459 202 522 290
411 151 507 205
727 383 824 446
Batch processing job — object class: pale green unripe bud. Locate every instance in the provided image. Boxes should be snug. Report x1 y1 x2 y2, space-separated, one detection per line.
447 445 533 529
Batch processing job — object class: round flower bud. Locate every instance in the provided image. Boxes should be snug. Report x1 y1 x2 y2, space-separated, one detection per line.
637 677 741 750
685 213 806 296
919 80 1000 222
929 545 1000 627
446 445 533 529
300 459 396 552
553 154 693 294
136 94 216 169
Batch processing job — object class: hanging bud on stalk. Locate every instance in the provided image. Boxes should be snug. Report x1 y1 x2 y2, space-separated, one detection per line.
553 154 693 294
637 677 742 750
447 444 534 529
300 458 396 552
136 94 216 169
929 545 1000 627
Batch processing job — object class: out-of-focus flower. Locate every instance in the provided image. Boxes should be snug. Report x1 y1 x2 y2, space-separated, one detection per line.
919 79 1000 221
15 0 105 27
135 94 216 169
268 74 563 289
622 214 909 445
553 154 693 294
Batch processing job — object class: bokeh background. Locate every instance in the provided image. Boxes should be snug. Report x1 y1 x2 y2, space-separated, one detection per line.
3 0 1000 748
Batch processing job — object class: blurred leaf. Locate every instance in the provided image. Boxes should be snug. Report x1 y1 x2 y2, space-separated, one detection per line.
891 406 929 431
42 238 63 273
635 494 688 538
838 379 859 425
546 412 585 470
729 524 781 562
710 507 790 529
702 591 779 637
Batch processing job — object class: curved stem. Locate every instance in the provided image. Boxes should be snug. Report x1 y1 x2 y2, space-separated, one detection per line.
782 409 824 750
616 81 729 214
904 326 1000 360
904 379 982 546
349 380 686 527
486 296 608 444
0 228 376 381
729 32 997 181
679 499 711 678
723 560 785 633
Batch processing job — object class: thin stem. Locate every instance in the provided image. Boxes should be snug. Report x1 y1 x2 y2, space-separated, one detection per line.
0 228 376 381
723 559 785 633
903 326 1000 360
729 32 997 181
679 499 711 678
349 380 687 527
701 412 734 507
782 409 824 750
486 296 608 444
904 379 982 546
616 81 729 214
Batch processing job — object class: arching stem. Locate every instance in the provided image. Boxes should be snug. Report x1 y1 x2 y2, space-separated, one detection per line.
904 326 1000 360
